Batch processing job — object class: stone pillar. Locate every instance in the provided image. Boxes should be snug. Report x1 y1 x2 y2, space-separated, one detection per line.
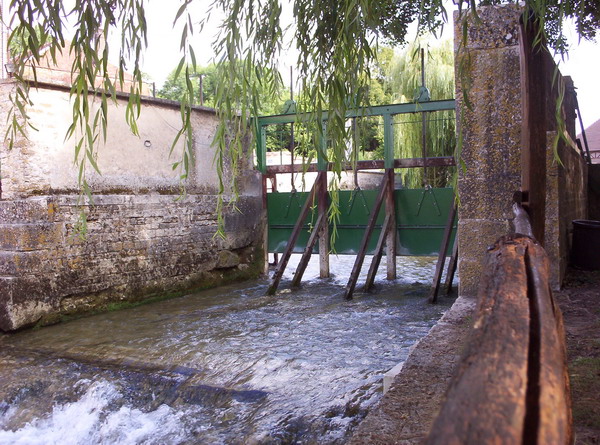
455 5 524 297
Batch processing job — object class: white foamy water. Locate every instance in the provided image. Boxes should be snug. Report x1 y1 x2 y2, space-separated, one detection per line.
0 380 190 445
0 254 456 444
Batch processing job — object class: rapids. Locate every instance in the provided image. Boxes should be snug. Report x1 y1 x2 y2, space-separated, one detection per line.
0 254 455 444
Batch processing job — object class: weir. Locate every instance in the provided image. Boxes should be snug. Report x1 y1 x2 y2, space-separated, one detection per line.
0 2 589 444
255 99 458 299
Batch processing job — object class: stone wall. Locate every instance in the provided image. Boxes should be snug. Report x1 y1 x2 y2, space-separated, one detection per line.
455 5 587 296
455 5 524 297
545 131 588 288
0 82 264 331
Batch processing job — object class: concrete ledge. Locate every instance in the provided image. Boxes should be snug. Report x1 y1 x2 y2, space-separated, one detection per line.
348 296 476 444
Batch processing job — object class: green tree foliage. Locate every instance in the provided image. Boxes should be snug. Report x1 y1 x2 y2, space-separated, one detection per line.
385 39 456 188
4 0 599 232
158 64 218 106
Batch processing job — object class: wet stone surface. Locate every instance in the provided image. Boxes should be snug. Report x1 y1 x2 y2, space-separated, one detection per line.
0 255 456 444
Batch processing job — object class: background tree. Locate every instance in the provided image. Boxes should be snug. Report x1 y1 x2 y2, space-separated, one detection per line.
4 0 599 231
385 39 456 188
158 64 218 106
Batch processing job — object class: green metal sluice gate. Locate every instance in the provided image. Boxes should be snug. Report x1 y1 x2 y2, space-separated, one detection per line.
255 97 458 297
267 187 456 256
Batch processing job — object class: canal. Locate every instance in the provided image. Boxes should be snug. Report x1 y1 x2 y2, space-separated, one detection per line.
0 255 455 444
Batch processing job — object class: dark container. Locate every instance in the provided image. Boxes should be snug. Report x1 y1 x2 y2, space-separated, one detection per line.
571 220 600 270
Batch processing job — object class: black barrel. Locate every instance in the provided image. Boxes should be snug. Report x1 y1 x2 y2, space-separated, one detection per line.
571 220 600 270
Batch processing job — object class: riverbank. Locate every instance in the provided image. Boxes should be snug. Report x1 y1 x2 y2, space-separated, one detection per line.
555 268 600 444
349 267 600 444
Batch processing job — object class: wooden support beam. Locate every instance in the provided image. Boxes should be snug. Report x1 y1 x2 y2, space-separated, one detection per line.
444 240 458 295
363 214 391 292
519 17 547 244
291 211 326 288
427 237 531 444
526 241 573 444
427 236 572 445
344 173 389 300
318 170 330 278
266 173 321 295
429 196 457 303
264 156 455 175
385 168 397 279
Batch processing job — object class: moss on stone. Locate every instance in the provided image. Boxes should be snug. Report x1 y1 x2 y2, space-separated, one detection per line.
32 244 266 330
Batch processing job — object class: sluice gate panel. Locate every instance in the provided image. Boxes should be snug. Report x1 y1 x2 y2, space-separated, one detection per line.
267 187 456 257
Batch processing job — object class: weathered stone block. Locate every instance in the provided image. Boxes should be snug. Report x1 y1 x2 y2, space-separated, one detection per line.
216 250 241 269
457 219 512 264
458 258 486 298
459 174 521 220
0 223 64 251
0 191 264 331
0 198 56 223
455 5 523 51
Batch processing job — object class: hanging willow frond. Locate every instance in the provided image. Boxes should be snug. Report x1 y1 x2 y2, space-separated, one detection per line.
3 0 598 236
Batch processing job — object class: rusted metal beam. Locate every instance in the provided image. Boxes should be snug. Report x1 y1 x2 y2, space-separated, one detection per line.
344 173 389 300
429 196 457 303
291 211 326 288
444 240 458 295
363 214 391 292
266 172 322 295
264 156 455 175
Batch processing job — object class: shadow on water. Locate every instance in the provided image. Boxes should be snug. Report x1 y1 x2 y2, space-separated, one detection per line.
0 255 456 444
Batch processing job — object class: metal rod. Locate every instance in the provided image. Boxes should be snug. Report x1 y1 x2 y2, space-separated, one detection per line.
344 173 389 300
267 172 322 295
429 195 457 303
265 156 455 175
363 214 391 292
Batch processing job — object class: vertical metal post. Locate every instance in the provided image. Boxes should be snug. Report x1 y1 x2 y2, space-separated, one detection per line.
382 112 397 279
317 121 328 171
256 124 267 174
199 74 204 106
316 118 329 276
420 48 428 185
383 114 394 169
318 162 329 278
262 174 270 275
385 168 397 279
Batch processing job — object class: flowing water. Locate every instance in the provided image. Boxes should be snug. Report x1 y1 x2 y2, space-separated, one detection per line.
0 255 455 444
